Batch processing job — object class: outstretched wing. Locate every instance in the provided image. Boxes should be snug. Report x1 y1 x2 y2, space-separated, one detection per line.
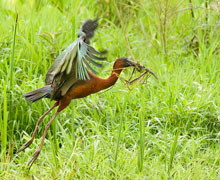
45 37 106 84
45 41 77 85
44 18 107 100
79 18 99 44
76 38 106 80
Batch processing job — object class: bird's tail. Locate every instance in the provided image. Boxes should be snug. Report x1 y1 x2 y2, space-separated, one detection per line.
24 85 51 102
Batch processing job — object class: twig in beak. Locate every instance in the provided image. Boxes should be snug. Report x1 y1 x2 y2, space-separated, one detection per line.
128 68 136 82
128 71 148 85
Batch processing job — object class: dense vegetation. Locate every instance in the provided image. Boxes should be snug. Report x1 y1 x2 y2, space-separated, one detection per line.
0 0 220 179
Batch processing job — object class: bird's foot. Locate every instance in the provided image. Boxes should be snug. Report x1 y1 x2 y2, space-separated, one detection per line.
16 139 33 154
28 149 41 169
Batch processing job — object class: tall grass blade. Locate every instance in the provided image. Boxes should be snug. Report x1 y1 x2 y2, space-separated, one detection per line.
9 12 18 100
138 108 144 172
0 101 2 171
71 0 80 41
1 83 8 164
168 124 180 176
114 117 123 167
48 128 58 168
9 13 18 139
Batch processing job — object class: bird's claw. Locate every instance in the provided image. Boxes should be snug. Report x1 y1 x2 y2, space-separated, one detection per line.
16 139 33 154
28 149 41 169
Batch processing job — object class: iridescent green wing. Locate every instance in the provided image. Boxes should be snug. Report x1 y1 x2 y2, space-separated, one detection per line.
45 18 105 85
76 37 106 80
45 37 106 85
45 18 107 99
46 38 106 99
45 41 78 85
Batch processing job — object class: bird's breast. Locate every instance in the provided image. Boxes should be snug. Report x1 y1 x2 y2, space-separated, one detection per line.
66 80 97 99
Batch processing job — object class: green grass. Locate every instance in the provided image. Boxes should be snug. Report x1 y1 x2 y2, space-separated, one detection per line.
1 0 220 179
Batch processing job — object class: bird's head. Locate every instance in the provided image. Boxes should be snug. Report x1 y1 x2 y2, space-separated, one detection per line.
114 57 137 69
113 57 158 80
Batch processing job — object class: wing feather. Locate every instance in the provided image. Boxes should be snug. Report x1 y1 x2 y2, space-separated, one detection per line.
66 48 77 74
85 55 102 67
45 41 77 84
45 18 107 100
87 45 107 55
88 53 106 60
83 58 97 74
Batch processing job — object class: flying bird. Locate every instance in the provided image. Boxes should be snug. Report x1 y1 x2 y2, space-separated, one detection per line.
17 18 146 168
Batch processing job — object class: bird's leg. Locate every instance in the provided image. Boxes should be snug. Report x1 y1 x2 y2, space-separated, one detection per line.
28 98 71 168
28 111 59 169
17 102 58 154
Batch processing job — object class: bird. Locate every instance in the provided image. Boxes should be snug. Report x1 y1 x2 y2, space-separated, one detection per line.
17 18 139 168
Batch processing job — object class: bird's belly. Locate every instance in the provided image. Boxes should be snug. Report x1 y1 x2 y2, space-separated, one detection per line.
67 83 95 99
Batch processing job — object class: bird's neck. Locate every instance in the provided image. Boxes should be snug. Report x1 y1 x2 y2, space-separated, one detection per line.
101 68 123 90
89 67 123 93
